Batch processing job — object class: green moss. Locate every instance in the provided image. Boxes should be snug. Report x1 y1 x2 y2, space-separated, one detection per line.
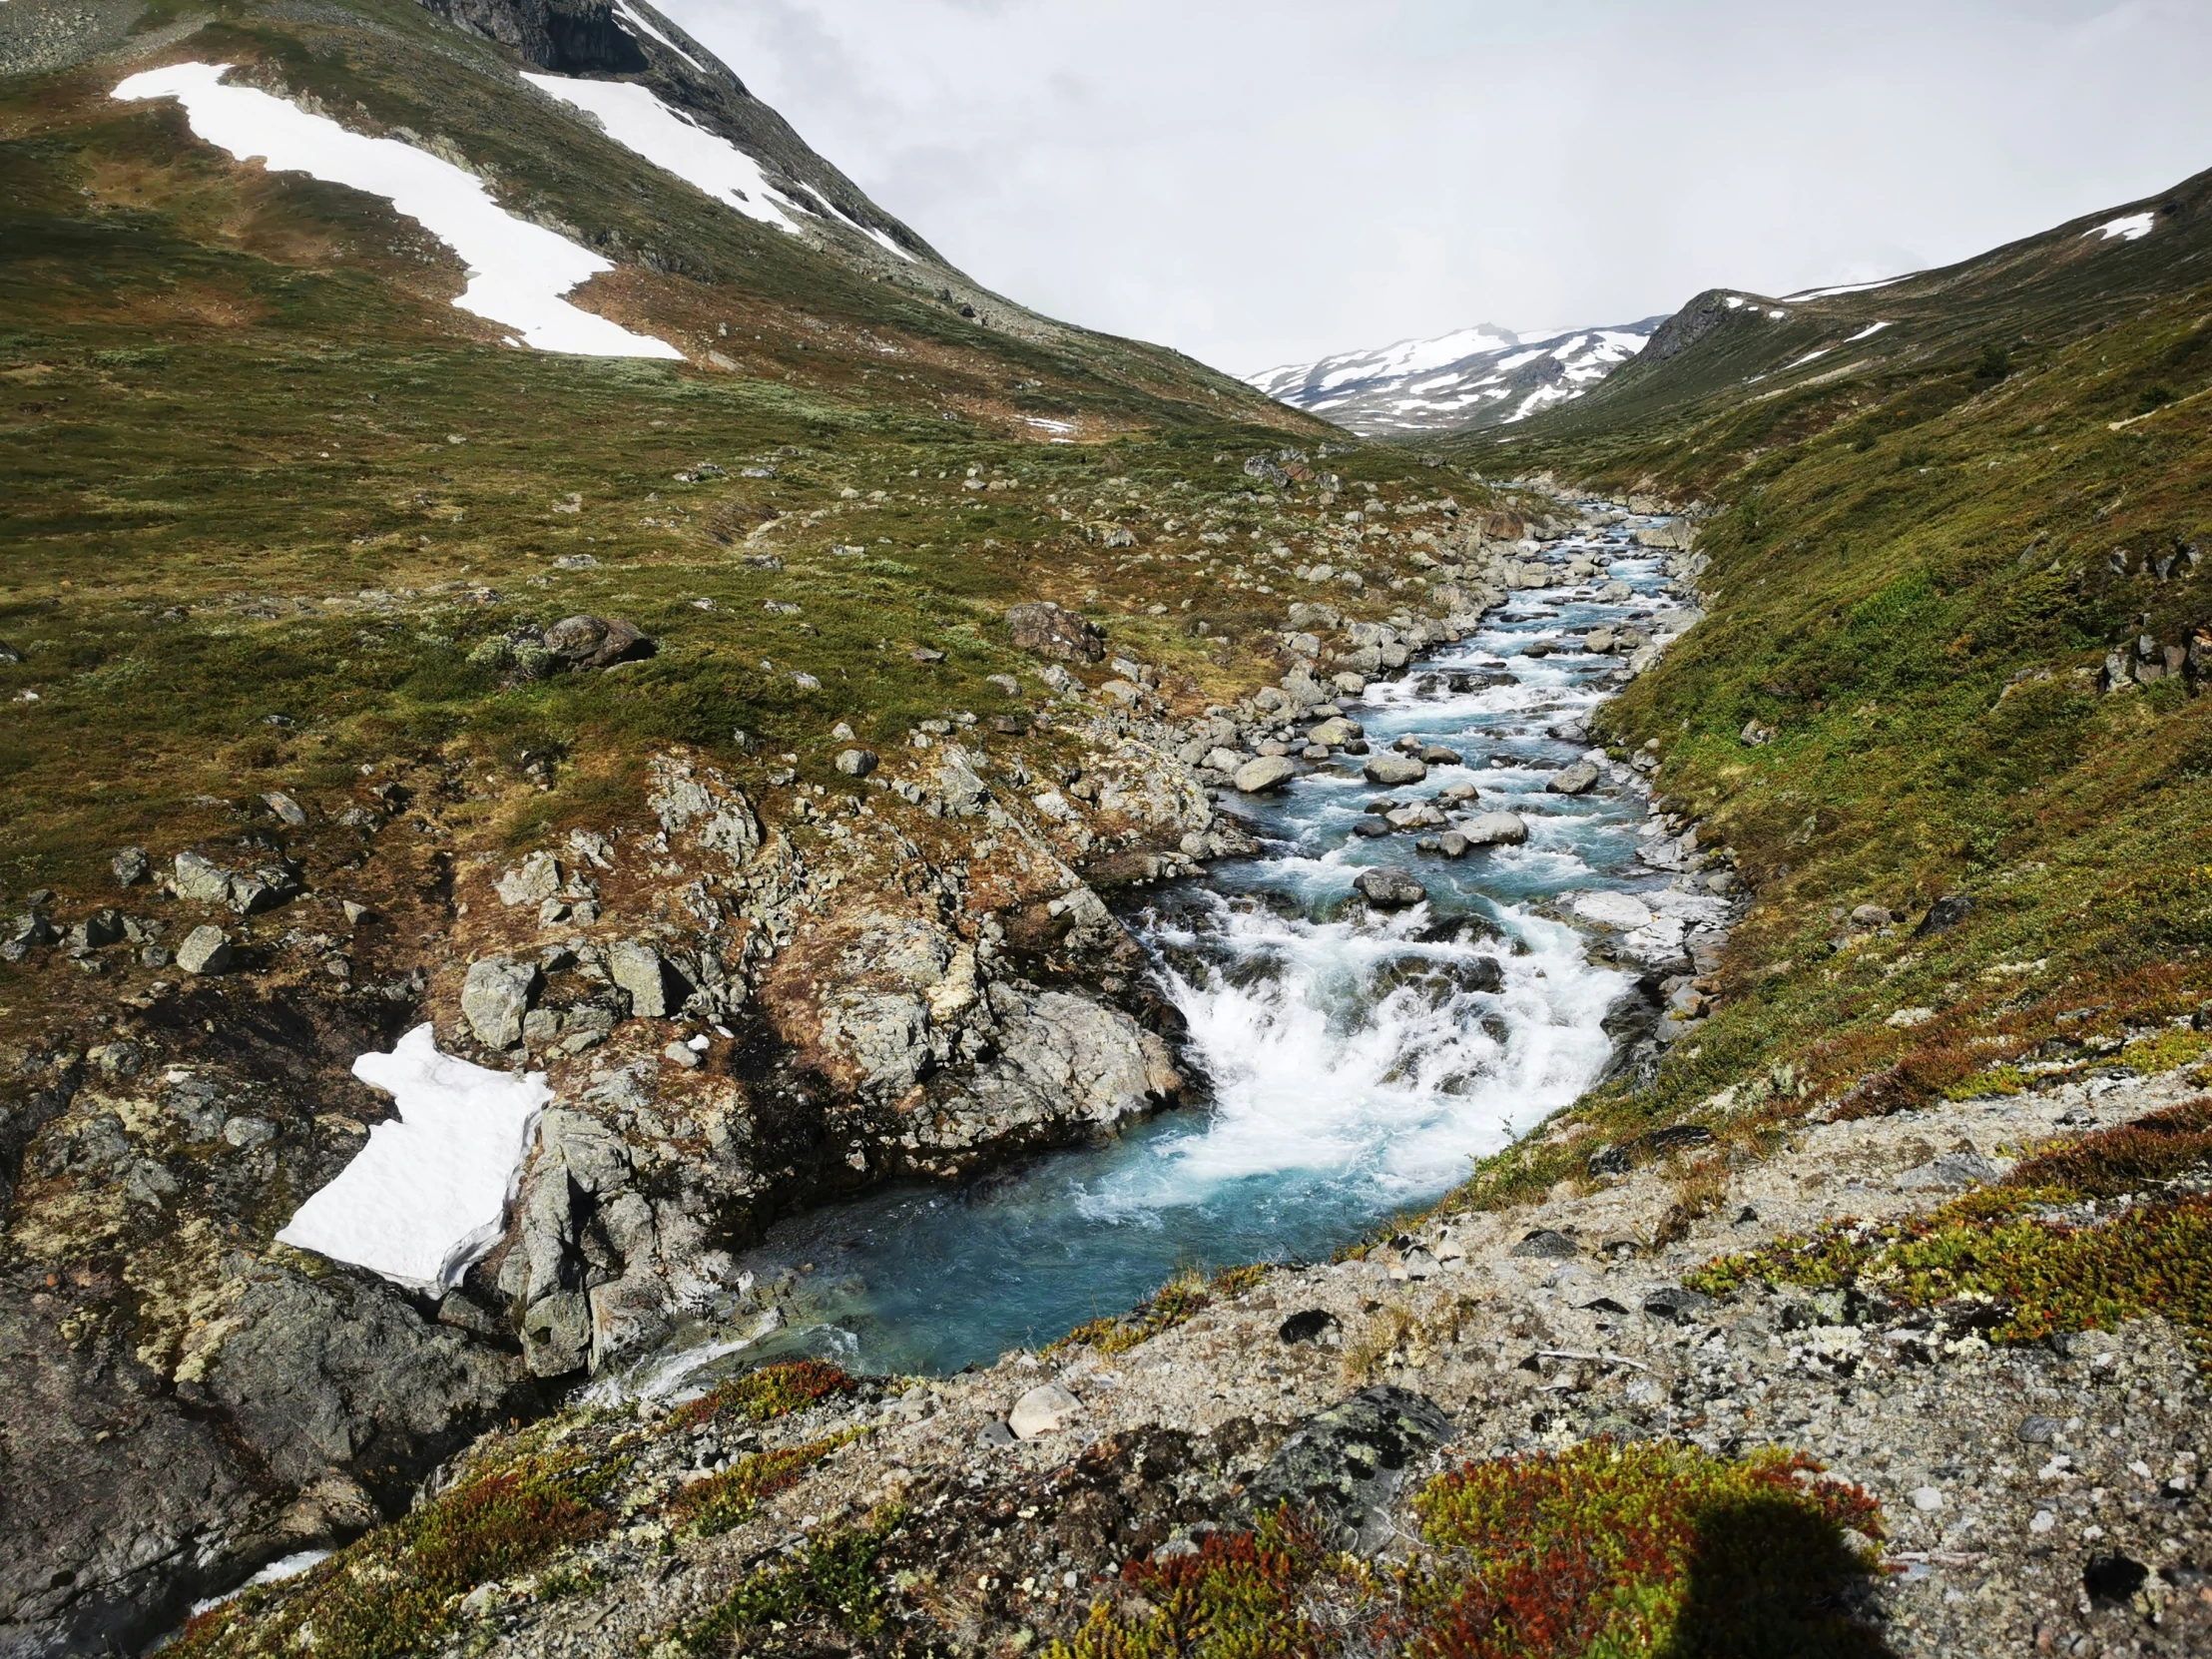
1048 1506 1337 1659
673 1506 905 1652
167 1442 626 1659
1051 1444 1884 1659
663 1359 858 1433
1048 1264 1272 1358
1688 1101 2212 1346
666 1428 865 1538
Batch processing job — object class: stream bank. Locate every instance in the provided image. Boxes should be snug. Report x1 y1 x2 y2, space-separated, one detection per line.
610 499 1738 1386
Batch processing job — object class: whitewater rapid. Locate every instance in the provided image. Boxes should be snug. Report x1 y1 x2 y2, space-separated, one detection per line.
614 506 1690 1379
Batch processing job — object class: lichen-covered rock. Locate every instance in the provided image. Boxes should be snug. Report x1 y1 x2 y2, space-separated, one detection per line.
1005 600 1105 663
541 614 652 670
459 956 537 1048
1242 1385 1452 1551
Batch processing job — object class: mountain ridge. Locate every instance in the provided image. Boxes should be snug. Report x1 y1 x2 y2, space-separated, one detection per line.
1249 315 1667 435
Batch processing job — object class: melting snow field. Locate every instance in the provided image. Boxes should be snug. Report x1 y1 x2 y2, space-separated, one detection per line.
521 73 802 234
275 1024 550 1290
523 74 913 261
2086 212 2155 243
112 63 683 358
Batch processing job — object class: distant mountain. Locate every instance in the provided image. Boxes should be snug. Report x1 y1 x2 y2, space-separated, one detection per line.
1488 172 2212 447
1248 318 1669 436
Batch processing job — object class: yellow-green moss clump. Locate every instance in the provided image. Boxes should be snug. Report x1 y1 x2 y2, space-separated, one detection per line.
1689 1098 2212 1346
167 1442 626 1659
664 1359 858 1432
1051 1442 1883 1659
1049 1265 1271 1358
672 1507 906 1653
666 1429 867 1538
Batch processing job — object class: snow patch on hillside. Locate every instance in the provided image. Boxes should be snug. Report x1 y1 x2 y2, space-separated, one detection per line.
275 1024 551 1290
523 72 802 234
113 63 682 358
612 0 704 73
2086 212 2154 243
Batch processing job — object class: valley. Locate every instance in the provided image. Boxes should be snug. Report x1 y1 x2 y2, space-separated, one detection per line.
1 2 2208 1656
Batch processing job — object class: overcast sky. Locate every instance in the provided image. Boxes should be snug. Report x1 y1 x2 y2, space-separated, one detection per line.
659 0 2212 376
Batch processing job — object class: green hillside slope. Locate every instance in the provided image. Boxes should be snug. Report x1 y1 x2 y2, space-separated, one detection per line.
1445 165 2212 1191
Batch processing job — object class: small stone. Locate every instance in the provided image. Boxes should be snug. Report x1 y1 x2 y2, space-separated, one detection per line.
172 850 236 906
263 791 307 827
460 956 538 1048
610 939 678 1018
175 925 233 975
1234 756 1297 793
1511 1228 1578 1260
111 847 151 886
341 900 371 925
223 1116 276 1149
834 747 878 778
1278 1309 1341 1345
494 851 561 907
1910 1486 1944 1513
1642 1286 1714 1324
1009 1382 1082 1439
1546 761 1601 796
541 614 653 671
663 1040 702 1070
1363 753 1426 787
1355 866 1426 908
1436 831 1470 858
1457 812 1528 846
2016 1414 2061 1443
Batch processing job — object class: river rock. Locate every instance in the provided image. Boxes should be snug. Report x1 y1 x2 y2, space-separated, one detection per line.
1355 867 1426 908
542 614 653 670
1005 601 1105 663
1457 812 1528 846
1363 753 1426 787
460 956 538 1048
1243 1385 1452 1551
1546 761 1601 795
175 925 233 976
1308 716 1362 747
1009 1382 1083 1438
1233 756 1297 793
1571 891 1654 929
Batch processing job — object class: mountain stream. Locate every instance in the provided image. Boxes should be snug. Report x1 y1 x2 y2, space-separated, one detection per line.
619 508 1694 1389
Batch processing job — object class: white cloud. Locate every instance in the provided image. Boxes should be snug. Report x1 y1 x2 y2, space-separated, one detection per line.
660 0 2212 374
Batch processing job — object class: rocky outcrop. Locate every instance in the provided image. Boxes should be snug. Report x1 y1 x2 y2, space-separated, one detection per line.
1005 601 1107 664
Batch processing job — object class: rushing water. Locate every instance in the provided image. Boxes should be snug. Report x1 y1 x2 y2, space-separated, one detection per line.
621 510 1692 1391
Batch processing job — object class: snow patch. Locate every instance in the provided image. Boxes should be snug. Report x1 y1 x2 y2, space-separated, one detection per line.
611 0 705 73
1845 319 1892 342
275 1024 551 1290
1785 275 1911 300
2085 212 2154 243
113 64 682 359
522 73 802 235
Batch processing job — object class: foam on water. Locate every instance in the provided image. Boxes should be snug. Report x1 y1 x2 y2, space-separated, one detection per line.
603 514 1692 1382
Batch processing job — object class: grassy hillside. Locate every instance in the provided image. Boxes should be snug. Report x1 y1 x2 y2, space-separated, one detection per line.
1440 169 2212 1201
0 0 1359 915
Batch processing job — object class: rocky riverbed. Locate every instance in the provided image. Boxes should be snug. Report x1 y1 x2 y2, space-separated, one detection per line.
4 489 1740 1652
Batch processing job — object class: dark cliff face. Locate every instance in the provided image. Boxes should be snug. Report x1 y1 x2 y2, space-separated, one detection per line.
416 0 648 76
1639 290 1736 364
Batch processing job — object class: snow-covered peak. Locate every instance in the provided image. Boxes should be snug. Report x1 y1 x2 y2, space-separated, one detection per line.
1249 317 1666 436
